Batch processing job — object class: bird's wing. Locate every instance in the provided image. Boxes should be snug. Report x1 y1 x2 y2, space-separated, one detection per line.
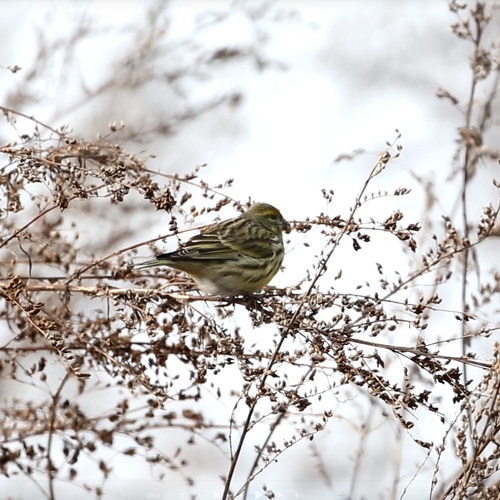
164 218 277 261
178 231 240 260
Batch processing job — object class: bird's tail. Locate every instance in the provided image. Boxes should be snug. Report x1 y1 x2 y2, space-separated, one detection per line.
134 256 171 269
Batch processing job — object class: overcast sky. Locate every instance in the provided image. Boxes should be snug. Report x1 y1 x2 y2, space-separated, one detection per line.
2 1 498 499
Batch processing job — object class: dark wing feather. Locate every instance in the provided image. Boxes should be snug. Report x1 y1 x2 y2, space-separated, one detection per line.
156 217 278 262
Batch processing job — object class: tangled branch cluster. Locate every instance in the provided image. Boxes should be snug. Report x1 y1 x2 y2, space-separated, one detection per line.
2 2 500 499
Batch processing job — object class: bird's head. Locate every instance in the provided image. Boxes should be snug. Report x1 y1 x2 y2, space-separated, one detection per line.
244 203 290 235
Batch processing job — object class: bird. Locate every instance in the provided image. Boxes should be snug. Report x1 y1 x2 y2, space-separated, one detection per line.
136 202 290 296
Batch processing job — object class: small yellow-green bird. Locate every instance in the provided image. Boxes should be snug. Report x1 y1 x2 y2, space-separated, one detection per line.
137 202 290 296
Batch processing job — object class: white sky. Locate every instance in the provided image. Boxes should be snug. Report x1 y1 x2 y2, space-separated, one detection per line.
2 1 499 499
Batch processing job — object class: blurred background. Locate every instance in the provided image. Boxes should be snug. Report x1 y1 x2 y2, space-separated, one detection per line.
1 1 499 499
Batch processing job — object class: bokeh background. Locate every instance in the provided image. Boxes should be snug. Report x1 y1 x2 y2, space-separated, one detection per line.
2 1 499 499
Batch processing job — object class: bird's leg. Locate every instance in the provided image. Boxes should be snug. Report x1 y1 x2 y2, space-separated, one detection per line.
215 293 264 310
240 293 267 311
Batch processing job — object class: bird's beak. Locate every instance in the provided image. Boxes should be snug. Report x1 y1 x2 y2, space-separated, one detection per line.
281 219 291 234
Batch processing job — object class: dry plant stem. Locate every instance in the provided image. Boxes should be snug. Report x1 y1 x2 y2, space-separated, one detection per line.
0 183 105 252
20 466 49 499
233 418 324 499
400 446 433 500
456 400 499 495
47 373 71 500
348 403 375 499
0 282 489 368
412 397 460 499
439 371 500 499
62 195 239 284
62 225 208 284
457 4 500 456
459 21 479 431
309 441 333 488
141 166 240 205
0 290 83 377
241 409 288 500
0 283 235 302
0 105 63 137
4 4 500 493
1 286 171 388
222 150 393 499
0 205 59 250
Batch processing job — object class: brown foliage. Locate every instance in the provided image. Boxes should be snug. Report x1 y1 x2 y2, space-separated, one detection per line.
2 2 500 500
